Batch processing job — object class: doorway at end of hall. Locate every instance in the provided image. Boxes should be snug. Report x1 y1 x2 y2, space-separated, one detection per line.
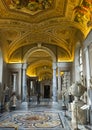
44 85 50 98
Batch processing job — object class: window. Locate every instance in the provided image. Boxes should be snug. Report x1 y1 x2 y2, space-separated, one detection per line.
79 48 83 76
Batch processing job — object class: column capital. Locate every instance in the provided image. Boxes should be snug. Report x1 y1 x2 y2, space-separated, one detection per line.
12 73 17 76
84 47 88 52
58 67 61 71
22 63 27 69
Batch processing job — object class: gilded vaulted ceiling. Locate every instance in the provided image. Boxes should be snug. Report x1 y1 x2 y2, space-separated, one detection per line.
0 0 92 80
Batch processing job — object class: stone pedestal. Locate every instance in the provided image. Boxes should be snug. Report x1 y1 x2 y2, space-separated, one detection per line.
5 102 9 112
71 99 87 129
58 92 62 100
90 109 92 125
90 88 92 125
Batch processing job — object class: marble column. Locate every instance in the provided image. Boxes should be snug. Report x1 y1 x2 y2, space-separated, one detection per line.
84 47 92 123
22 63 27 102
12 73 17 92
52 63 57 102
84 47 91 104
58 67 62 100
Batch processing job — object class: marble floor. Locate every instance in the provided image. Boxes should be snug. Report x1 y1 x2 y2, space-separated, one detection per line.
0 99 92 130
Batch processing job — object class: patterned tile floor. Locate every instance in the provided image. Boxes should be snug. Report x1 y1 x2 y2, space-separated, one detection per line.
0 101 71 130
0 111 65 130
0 100 92 130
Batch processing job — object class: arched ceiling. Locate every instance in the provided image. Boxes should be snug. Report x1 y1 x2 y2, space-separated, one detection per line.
0 0 92 80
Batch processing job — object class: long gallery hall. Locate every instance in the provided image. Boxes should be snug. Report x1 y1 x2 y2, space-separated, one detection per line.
0 0 92 130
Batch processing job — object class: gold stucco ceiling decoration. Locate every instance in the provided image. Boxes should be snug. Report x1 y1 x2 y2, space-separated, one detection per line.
27 50 52 64
36 66 52 80
7 29 73 60
8 51 22 63
73 0 92 28
0 0 91 36
0 0 67 23
27 60 52 77
5 0 54 15
7 40 73 64
1 30 20 43
8 44 53 62
28 60 52 70
57 47 73 62
0 0 92 80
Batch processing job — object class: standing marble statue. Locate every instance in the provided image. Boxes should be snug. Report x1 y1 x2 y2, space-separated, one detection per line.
10 92 17 110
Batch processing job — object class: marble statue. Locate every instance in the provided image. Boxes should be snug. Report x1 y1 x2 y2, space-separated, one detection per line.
10 92 17 109
70 81 87 129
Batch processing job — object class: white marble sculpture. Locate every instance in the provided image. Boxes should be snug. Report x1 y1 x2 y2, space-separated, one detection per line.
70 81 87 129
10 92 17 108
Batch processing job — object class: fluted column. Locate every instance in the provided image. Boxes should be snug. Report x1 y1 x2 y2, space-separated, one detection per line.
52 63 57 102
12 73 17 92
22 63 27 102
58 67 62 100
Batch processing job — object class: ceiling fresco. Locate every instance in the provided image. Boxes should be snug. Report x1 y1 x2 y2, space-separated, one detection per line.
5 0 54 15
0 0 92 80
73 0 92 25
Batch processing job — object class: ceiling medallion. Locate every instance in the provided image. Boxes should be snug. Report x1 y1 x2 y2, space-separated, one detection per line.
5 0 54 15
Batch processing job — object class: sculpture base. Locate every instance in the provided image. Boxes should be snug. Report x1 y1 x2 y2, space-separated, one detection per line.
71 99 87 129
